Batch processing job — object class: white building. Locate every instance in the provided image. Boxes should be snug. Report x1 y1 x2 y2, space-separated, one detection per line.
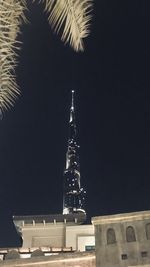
13 213 95 252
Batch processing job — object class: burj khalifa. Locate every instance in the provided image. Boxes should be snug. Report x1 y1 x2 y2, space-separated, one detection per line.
63 91 86 215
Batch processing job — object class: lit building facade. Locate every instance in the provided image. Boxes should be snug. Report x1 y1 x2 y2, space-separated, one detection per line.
92 210 150 267
13 213 95 250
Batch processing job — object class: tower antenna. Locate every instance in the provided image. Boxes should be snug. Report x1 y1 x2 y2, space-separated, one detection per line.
71 90 75 110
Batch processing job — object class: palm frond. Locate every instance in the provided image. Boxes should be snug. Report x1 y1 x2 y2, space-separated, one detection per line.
0 0 26 115
0 0 93 116
43 0 93 52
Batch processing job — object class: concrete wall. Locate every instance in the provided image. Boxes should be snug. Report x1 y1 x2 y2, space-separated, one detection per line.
66 225 95 251
21 223 95 252
92 210 150 267
78 236 95 252
22 223 65 248
0 252 95 267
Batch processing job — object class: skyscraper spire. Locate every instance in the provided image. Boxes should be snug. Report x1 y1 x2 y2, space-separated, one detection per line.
68 90 76 145
71 90 74 110
63 91 86 215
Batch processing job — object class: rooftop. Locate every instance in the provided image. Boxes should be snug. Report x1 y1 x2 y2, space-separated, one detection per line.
13 213 86 225
92 210 150 225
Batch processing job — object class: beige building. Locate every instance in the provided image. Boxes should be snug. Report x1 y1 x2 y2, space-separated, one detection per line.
13 214 95 252
1 210 150 267
0 213 95 266
92 210 150 267
0 252 95 267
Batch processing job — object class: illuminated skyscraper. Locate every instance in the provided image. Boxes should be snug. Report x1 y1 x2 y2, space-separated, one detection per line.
63 91 86 215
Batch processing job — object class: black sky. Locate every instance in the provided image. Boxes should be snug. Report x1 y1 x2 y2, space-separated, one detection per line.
0 0 150 247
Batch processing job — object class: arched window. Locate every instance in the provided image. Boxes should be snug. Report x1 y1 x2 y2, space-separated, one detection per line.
146 223 150 240
107 228 116 244
126 226 136 242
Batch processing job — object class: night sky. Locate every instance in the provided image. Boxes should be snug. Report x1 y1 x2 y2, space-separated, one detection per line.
0 0 150 247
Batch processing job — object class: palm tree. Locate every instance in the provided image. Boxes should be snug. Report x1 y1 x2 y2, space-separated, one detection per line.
0 0 92 115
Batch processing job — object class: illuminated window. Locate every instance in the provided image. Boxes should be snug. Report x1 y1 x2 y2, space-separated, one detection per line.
107 228 116 244
85 245 95 251
146 223 150 240
126 226 136 242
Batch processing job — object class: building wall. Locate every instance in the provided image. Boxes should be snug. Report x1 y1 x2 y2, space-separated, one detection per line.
0 252 95 267
78 236 95 252
22 223 65 248
66 225 95 251
21 222 95 252
92 210 150 267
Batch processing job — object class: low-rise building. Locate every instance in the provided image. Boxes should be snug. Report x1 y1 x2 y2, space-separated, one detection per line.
92 210 150 267
0 251 95 267
13 213 95 252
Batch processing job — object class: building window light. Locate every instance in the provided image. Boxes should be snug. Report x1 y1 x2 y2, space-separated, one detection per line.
85 246 95 251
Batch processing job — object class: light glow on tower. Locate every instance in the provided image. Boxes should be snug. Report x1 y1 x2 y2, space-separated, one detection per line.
63 91 86 215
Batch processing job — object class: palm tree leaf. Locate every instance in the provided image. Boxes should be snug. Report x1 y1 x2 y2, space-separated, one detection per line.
0 0 26 115
43 0 93 52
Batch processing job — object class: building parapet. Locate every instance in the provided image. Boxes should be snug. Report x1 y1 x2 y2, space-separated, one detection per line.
92 210 150 225
0 251 95 266
0 247 75 261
